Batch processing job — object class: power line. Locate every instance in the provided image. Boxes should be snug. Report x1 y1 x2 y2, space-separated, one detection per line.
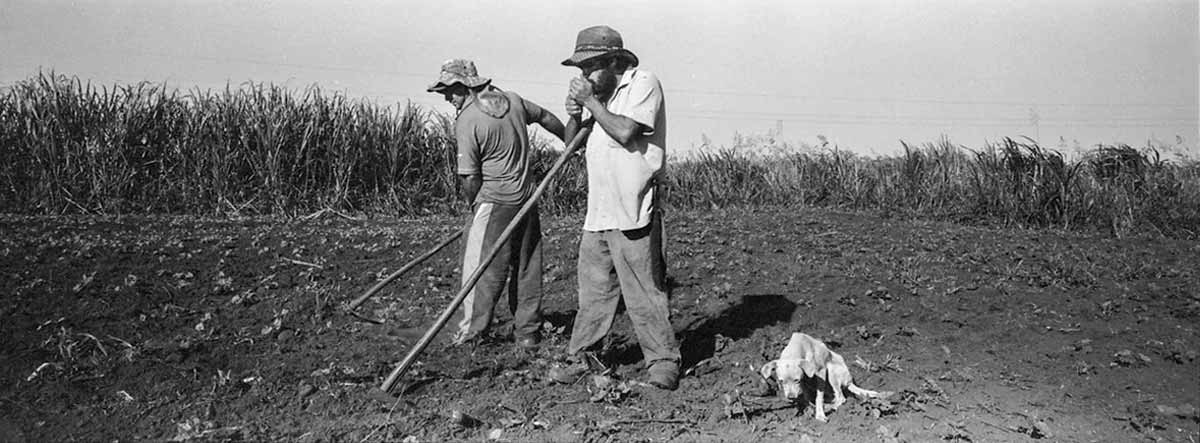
497 79 1198 109
61 48 1200 110
668 106 1196 123
670 112 1199 128
662 87 1198 109
124 22 1195 112
8 53 1196 134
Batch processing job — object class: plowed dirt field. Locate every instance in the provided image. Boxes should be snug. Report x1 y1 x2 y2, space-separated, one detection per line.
2 207 1197 442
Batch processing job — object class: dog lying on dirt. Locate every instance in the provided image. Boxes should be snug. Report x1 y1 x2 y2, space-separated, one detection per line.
759 332 891 421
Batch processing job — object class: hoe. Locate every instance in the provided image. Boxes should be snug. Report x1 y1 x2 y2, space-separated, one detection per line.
343 228 464 323
348 123 593 395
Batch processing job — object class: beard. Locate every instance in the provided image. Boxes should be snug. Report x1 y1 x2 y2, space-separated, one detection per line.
589 69 620 102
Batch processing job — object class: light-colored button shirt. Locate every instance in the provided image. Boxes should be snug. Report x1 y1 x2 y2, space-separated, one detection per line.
582 68 667 231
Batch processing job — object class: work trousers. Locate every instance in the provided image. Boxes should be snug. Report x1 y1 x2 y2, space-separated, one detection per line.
450 202 543 343
567 222 680 364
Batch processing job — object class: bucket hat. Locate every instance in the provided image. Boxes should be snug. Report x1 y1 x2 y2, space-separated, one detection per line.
427 59 491 92
561 25 639 67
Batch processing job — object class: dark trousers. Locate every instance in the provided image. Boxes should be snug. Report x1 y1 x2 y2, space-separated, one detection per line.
450 202 543 343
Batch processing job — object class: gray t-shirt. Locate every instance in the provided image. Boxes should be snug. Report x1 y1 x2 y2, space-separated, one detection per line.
455 88 550 205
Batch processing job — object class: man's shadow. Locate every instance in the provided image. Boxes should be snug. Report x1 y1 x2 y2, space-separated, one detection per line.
673 293 796 368
593 292 796 368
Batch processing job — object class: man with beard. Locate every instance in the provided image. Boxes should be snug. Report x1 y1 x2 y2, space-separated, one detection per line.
427 59 566 348
547 26 680 390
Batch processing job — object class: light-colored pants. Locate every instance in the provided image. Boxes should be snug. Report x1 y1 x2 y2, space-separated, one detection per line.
568 222 680 364
450 202 542 343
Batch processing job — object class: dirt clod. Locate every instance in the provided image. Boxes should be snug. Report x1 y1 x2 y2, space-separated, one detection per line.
297 383 315 400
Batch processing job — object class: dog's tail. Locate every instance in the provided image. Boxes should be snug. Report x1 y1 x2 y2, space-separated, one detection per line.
847 383 893 399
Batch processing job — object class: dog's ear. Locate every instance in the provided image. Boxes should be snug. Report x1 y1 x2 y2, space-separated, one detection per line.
759 360 778 380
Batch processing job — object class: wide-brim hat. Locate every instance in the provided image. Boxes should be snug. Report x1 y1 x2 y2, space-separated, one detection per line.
427 59 492 93
561 25 639 67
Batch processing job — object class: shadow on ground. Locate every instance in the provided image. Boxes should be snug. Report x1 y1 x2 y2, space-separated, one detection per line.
592 293 797 367
675 293 797 367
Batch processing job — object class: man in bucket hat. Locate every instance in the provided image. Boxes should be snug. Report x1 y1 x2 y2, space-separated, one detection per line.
428 59 567 348
547 26 681 390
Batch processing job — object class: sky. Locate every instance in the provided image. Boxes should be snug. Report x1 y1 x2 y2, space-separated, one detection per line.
2 0 1197 158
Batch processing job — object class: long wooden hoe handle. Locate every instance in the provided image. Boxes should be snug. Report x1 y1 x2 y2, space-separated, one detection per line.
379 124 592 394
344 227 465 313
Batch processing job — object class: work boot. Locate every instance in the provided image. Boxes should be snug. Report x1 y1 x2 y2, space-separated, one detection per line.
547 352 594 384
646 360 680 391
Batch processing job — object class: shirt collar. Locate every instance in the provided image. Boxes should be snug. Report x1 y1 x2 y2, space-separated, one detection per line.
454 90 484 118
614 68 636 93
459 94 478 115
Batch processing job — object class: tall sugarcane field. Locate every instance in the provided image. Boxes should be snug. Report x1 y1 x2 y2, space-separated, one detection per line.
1 73 1198 442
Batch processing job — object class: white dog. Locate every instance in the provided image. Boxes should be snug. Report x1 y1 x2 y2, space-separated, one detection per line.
759 332 891 421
